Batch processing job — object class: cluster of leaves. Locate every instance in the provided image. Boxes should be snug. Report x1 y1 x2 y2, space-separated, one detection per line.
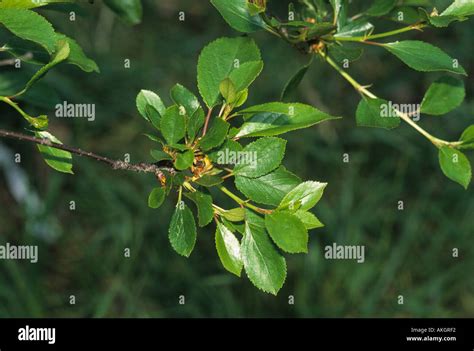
212 0 474 189
0 1 338 294
2 0 472 294
0 0 144 172
0 1 98 172
138 36 338 294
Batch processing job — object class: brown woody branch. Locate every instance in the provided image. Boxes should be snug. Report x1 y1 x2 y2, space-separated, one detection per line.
0 128 175 177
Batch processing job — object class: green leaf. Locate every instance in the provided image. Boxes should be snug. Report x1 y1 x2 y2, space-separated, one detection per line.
235 166 301 206
279 181 327 211
281 20 315 28
233 89 249 108
334 20 374 38
459 125 474 150
35 131 73 174
293 210 324 229
184 191 214 227
0 8 57 53
328 43 364 64
330 0 348 30
438 146 471 189
25 114 48 129
242 220 286 295
429 14 462 27
160 105 186 145
174 150 195 171
209 139 243 163
281 59 312 102
441 0 474 17
216 221 243 276
103 0 142 25
150 150 171 162
168 202 197 257
15 39 70 96
420 76 465 116
0 0 73 9
220 207 245 222
402 0 432 5
148 187 166 209
314 0 329 16
171 173 189 188
57 35 100 73
2 25 97 76
219 78 237 103
265 211 308 253
233 137 286 178
210 0 267 33
245 208 265 227
383 41 466 75
10 99 49 128
197 37 261 107
247 2 265 16
187 107 205 143
146 106 162 130
356 97 400 129
143 133 163 143
198 118 230 151
170 84 200 117
136 90 166 124
388 6 423 25
195 175 223 187
228 60 264 92
222 218 245 235
366 0 397 16
417 8 460 27
306 22 337 39
236 102 339 138
169 143 189 152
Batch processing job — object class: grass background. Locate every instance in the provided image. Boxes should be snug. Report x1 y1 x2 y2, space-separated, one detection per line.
0 0 473 317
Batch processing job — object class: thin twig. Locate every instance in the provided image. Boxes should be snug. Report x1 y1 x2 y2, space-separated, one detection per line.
318 53 463 148
0 52 33 66
201 107 213 137
0 129 175 176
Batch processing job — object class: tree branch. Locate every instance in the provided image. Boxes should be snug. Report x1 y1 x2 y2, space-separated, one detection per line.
317 53 463 148
0 128 176 176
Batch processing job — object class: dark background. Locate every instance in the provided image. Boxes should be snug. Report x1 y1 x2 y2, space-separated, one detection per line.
0 0 472 317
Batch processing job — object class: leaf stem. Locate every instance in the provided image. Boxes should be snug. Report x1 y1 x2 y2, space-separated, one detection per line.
321 54 376 98
217 185 271 214
1 96 28 118
218 103 226 118
332 3 339 26
319 52 461 148
334 23 427 42
183 181 196 192
260 13 283 38
178 186 183 203
221 173 234 180
261 13 300 46
201 107 214 137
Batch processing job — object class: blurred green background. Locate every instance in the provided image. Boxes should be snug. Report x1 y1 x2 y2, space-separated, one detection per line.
0 0 473 317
